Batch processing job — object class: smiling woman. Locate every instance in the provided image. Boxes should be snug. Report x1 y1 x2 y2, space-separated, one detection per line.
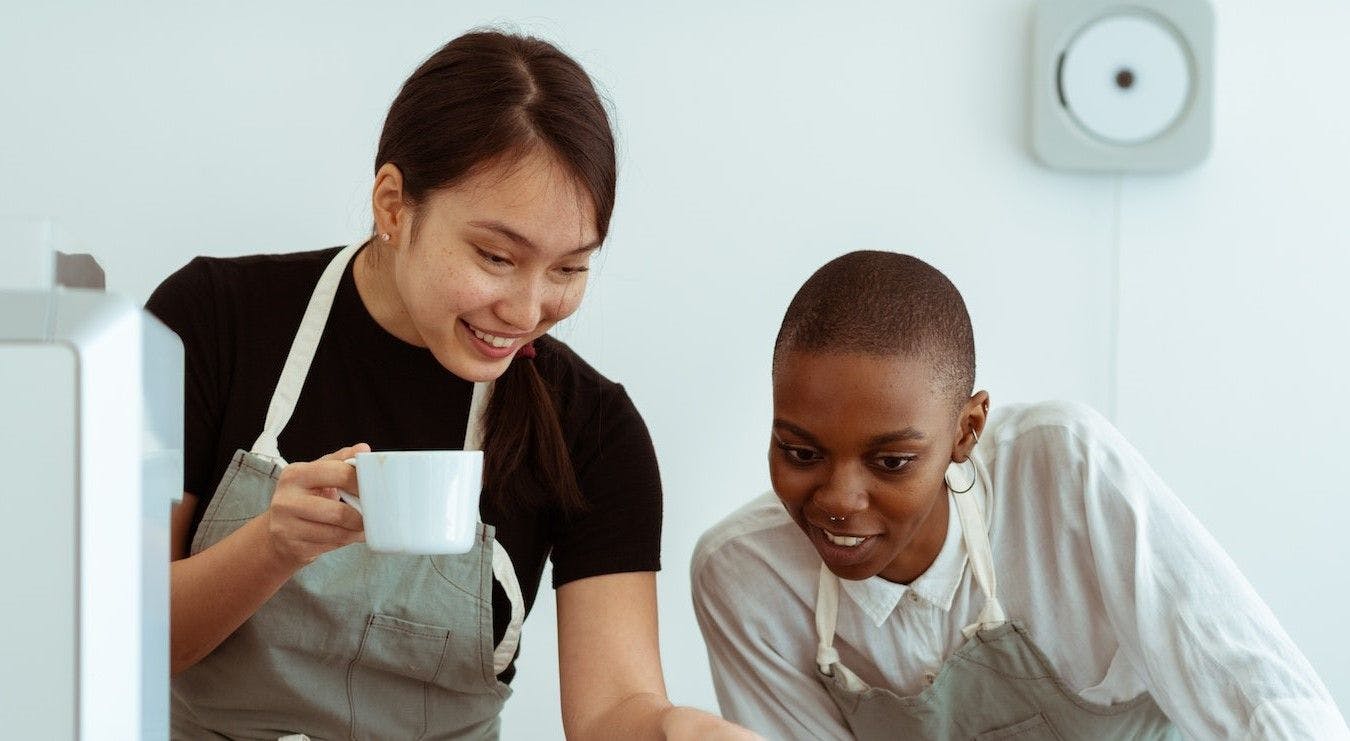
691 251 1349 740
145 29 755 741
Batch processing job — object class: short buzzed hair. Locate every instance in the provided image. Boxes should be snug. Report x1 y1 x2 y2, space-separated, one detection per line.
773 251 975 405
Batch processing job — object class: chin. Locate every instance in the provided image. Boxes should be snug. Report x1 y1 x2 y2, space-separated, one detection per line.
429 344 510 383
822 559 885 581
458 360 512 383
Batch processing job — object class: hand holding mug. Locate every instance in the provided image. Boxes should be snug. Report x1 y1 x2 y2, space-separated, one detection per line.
264 443 370 568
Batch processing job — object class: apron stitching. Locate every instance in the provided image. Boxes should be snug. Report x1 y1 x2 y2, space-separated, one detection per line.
950 652 1054 681
371 623 449 640
428 629 453 695
822 667 937 709
418 680 430 741
196 459 245 525
1000 627 1161 718
346 614 376 740
478 542 495 689
237 455 283 478
191 460 247 554
428 556 490 604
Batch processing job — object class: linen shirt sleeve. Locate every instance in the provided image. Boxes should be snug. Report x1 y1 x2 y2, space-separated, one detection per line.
1064 409 1349 739
690 533 853 741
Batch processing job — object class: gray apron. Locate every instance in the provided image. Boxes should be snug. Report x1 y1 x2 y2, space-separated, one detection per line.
172 244 525 740
813 463 1178 740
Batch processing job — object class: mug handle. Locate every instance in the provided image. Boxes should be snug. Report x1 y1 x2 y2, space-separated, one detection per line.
337 457 363 515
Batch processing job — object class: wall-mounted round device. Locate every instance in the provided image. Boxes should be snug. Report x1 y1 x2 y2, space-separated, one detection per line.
1031 0 1214 172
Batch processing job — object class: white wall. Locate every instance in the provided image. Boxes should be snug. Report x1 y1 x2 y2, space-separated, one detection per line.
2 0 1345 736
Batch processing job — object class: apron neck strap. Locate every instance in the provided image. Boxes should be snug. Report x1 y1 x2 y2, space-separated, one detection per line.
252 244 361 463
815 563 842 673
949 459 1007 638
463 378 491 451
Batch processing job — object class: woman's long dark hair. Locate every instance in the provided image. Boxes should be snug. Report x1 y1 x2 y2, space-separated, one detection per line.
375 31 615 512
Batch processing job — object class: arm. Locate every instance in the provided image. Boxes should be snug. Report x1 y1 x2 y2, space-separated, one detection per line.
556 571 759 740
691 541 853 741
1074 418 1349 739
169 445 368 674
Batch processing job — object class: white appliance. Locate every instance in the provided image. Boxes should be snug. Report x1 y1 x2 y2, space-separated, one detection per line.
0 274 181 738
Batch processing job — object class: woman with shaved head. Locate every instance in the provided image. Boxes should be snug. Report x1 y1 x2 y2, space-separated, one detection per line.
691 251 1346 740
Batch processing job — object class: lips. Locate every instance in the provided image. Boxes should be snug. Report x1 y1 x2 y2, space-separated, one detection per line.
808 524 881 570
462 320 527 360
823 530 868 547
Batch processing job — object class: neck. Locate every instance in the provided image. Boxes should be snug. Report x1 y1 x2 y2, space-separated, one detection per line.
352 241 426 347
878 486 949 584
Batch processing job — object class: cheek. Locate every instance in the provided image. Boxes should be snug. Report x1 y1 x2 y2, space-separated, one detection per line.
768 459 810 508
874 473 945 525
546 278 588 320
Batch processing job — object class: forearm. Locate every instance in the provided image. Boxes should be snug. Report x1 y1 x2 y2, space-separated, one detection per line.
170 515 299 674
565 691 672 740
568 694 739 741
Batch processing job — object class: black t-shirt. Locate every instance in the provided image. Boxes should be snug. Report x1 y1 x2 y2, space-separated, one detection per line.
146 245 663 683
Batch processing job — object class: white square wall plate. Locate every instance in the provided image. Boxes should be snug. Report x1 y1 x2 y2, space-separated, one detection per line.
1031 0 1214 172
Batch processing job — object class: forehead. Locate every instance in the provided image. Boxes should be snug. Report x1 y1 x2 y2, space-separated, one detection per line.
773 351 949 431
427 149 600 253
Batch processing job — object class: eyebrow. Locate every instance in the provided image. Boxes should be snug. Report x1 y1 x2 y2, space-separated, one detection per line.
865 428 927 446
772 420 820 446
773 419 927 447
468 219 600 256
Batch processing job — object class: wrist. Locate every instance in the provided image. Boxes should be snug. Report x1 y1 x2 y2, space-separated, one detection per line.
247 513 307 576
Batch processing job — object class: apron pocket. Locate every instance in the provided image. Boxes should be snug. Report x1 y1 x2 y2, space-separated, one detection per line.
974 713 1063 740
347 614 452 740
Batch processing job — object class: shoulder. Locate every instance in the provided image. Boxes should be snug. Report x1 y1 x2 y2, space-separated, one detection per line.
982 400 1130 468
981 400 1162 519
531 334 617 394
147 247 343 320
985 399 1115 444
531 334 635 427
691 492 819 608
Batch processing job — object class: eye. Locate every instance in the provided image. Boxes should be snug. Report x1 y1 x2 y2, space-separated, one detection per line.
775 440 822 465
475 247 513 268
555 264 590 277
872 454 914 472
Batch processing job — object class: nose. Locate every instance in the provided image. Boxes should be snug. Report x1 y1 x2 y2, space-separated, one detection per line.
495 274 546 332
813 462 869 521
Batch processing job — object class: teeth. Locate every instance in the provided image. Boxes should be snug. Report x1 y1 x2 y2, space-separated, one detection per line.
824 531 865 547
471 327 514 349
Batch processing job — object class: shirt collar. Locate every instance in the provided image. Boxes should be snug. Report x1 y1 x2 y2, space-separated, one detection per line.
838 489 970 627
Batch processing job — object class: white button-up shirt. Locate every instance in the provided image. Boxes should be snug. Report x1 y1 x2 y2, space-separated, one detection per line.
692 401 1348 740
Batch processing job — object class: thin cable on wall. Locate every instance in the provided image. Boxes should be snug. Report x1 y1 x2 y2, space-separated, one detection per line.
1106 173 1124 423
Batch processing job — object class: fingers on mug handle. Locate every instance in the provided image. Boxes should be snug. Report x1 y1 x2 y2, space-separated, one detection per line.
337 457 363 514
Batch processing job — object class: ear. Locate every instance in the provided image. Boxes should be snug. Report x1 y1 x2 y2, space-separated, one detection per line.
952 390 991 463
371 163 410 245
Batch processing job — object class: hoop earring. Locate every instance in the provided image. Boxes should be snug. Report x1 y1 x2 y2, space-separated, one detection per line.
944 457 977 494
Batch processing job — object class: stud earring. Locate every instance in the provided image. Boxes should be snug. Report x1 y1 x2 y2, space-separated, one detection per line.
378 232 391 242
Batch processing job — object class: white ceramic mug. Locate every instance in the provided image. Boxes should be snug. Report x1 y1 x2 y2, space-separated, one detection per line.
338 450 483 555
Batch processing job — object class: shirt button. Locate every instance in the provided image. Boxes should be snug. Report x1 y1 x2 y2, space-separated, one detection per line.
924 671 937 685
906 591 919 603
